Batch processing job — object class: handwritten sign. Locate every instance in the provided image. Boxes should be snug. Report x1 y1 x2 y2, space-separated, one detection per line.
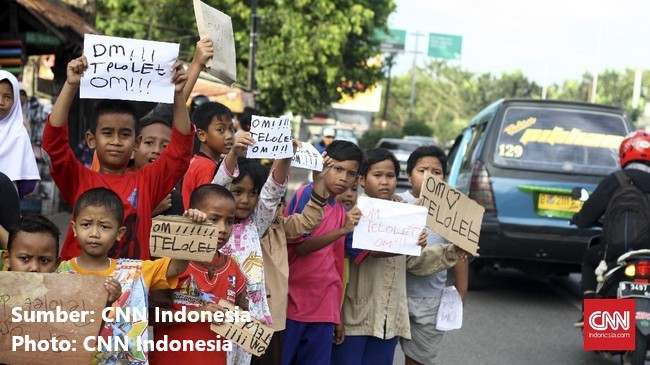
247 115 293 159
290 142 323 171
436 286 463 331
193 0 237 85
420 172 483 255
352 196 427 256
149 216 220 262
81 34 179 103
0 272 107 364
210 299 274 356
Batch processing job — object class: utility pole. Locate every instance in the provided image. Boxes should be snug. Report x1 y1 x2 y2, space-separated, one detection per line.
382 53 395 121
408 32 425 121
247 0 259 95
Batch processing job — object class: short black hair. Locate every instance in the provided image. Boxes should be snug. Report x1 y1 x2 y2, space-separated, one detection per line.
191 102 233 131
139 103 173 131
91 100 139 135
232 158 270 193
7 214 60 252
239 107 260 132
360 148 400 177
73 187 124 224
189 184 236 209
326 140 365 167
406 145 448 177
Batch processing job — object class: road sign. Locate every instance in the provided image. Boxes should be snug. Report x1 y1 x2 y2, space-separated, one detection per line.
375 29 406 53
428 33 462 60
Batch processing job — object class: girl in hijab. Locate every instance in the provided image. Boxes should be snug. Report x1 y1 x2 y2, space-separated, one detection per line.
0 70 40 198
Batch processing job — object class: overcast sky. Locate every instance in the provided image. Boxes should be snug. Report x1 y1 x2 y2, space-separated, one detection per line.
389 0 650 84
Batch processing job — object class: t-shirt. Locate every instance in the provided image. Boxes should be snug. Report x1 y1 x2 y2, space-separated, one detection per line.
181 154 218 210
42 118 194 260
57 257 177 365
399 190 447 297
150 255 246 365
285 183 347 324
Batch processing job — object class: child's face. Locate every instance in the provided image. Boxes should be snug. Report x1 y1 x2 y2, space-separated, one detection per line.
134 123 172 170
325 159 359 196
360 159 397 200
72 206 126 258
336 182 358 210
230 175 259 220
1 232 59 272
408 156 444 197
195 196 236 250
86 113 137 172
0 81 14 120
198 115 235 156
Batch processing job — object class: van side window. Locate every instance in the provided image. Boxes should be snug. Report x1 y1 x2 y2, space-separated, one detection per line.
460 122 488 174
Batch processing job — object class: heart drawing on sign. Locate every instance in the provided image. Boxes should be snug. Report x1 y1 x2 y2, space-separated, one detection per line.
446 189 461 210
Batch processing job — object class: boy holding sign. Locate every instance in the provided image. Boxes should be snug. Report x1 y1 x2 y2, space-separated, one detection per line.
57 187 190 364
43 55 194 261
151 184 248 365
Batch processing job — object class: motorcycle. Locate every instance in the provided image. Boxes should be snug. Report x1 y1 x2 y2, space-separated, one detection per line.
572 187 650 364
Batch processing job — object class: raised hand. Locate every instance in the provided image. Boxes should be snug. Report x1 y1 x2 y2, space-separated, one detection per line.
170 61 188 94
232 132 255 157
417 228 428 248
152 193 173 217
194 37 214 67
105 277 122 305
66 55 88 86
183 208 208 223
344 206 362 233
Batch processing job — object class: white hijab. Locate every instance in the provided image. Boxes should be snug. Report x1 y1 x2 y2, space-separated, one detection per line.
0 70 39 182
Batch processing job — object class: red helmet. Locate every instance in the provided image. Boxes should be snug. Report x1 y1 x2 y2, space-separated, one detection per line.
619 130 650 167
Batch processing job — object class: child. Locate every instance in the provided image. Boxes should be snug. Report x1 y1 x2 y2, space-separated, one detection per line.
181 101 235 209
150 184 248 365
43 56 194 260
0 70 40 198
133 104 183 216
331 148 440 365
1 214 61 272
212 132 295 365
335 181 358 210
398 145 470 365
282 140 364 365
57 187 189 365
253 155 333 365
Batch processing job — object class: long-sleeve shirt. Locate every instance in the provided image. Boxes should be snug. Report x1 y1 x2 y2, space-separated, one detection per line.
260 191 326 331
42 118 194 260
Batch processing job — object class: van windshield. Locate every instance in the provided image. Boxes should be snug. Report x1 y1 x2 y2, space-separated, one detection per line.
493 106 630 175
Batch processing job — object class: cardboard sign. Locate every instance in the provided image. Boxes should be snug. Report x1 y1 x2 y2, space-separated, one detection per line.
193 0 237 85
436 286 463 331
419 172 483 255
81 34 180 103
247 116 293 159
149 216 220 262
210 299 274 356
352 196 427 256
290 142 323 171
0 272 107 365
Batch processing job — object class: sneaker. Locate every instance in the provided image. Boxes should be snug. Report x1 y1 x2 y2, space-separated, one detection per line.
574 316 584 328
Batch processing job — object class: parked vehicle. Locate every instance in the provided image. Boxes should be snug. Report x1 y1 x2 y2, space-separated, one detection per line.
309 125 358 146
446 99 634 284
375 138 422 180
403 135 439 146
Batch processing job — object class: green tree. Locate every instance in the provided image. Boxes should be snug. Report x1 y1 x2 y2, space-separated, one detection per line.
402 120 433 136
95 0 395 116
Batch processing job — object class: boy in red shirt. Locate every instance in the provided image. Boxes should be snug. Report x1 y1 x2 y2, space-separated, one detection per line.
151 184 248 365
181 102 235 209
43 56 194 260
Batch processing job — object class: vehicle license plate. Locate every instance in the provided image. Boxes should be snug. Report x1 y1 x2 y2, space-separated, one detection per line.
537 193 583 213
619 281 650 299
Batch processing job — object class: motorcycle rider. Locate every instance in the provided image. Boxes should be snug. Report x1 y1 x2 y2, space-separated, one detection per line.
571 130 650 327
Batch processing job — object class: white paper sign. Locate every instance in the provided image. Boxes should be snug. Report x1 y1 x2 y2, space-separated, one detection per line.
193 0 237 85
290 142 323 171
247 115 293 159
352 196 427 256
436 286 463 331
81 34 179 103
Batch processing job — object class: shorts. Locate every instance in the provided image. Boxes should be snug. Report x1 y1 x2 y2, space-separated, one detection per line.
399 296 444 365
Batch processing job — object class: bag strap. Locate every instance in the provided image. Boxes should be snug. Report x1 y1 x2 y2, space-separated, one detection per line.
614 170 632 187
